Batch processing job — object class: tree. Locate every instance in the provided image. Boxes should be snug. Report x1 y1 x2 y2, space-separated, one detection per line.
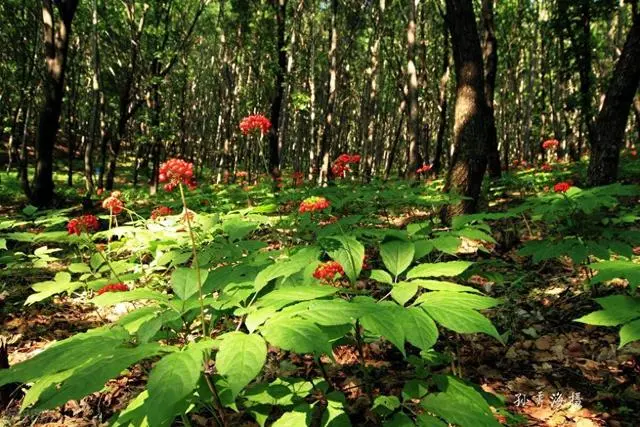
31 0 79 207
405 0 420 180
481 0 501 178
587 6 640 186
443 0 488 217
268 0 288 188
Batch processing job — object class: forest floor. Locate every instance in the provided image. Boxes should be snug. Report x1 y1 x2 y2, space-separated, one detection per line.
0 163 639 427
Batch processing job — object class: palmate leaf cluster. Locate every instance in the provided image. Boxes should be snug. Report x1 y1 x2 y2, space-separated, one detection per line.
0 186 509 426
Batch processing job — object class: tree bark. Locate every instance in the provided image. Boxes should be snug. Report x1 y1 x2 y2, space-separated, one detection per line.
443 0 488 217
433 16 450 175
406 0 420 180
587 13 640 186
268 0 287 189
317 0 338 185
31 0 79 207
481 0 501 178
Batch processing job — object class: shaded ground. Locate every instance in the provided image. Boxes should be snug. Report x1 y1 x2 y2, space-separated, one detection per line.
0 223 638 427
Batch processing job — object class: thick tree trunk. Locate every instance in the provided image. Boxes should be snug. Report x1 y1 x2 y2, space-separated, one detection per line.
481 0 501 178
31 0 79 207
268 0 287 189
443 0 488 217
587 14 640 186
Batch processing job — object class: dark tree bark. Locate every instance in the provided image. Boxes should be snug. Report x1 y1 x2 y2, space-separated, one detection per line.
481 0 501 178
443 0 488 217
587 13 640 186
269 0 287 189
433 16 450 175
31 0 79 207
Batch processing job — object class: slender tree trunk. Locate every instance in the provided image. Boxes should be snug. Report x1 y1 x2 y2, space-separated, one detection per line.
362 0 385 183
406 0 420 180
587 13 640 186
443 0 488 217
268 0 287 189
433 17 450 175
317 0 338 185
481 0 501 177
32 0 79 207
85 0 100 200
578 0 594 154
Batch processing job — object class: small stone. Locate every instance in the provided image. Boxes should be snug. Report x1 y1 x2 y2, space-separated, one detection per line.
535 335 553 351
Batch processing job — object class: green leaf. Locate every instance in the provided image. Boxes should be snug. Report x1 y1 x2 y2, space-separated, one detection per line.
361 303 406 355
255 285 338 310
372 395 401 416
110 390 149 427
22 343 165 412
620 319 640 348
322 391 352 427
410 279 482 294
590 260 640 291
431 235 461 255
261 317 333 355
380 239 415 277
272 403 314 426
216 332 267 398
370 269 394 285
421 375 500 427
91 288 170 307
401 307 438 351
420 294 502 342
391 281 419 306
406 261 473 279
0 326 130 387
147 344 209 427
575 295 640 326
254 247 320 292
171 267 208 301
415 291 500 310
415 414 448 427
384 413 414 427
245 377 314 406
414 240 434 260
301 299 372 326
325 236 365 283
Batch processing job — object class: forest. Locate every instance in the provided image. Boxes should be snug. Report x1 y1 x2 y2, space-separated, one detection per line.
0 0 639 425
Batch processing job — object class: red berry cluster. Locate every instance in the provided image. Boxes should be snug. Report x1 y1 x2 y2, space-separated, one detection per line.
542 139 559 150
97 282 129 295
554 182 571 193
159 158 196 191
239 114 272 136
67 215 100 236
299 196 331 213
151 205 173 220
236 171 248 179
102 191 124 215
331 154 361 178
540 163 553 172
416 164 432 174
313 261 344 281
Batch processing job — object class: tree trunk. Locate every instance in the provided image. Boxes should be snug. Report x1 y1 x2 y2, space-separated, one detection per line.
406 0 420 180
317 0 338 185
587 14 640 186
481 0 501 178
31 0 79 207
433 17 450 175
268 0 287 189
85 0 100 201
443 0 488 217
